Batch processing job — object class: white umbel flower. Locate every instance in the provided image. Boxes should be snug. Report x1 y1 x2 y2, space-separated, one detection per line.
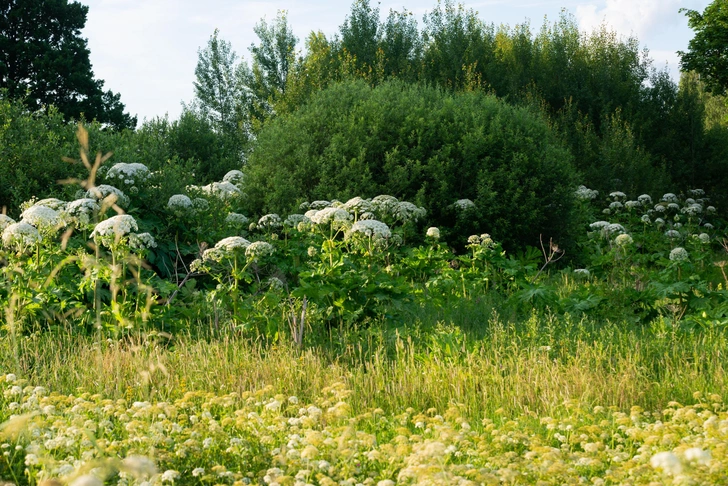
66 198 100 227
2 221 41 250
91 214 138 239
200 181 241 199
222 170 244 184
650 451 682 475
394 201 426 223
309 207 351 225
34 198 67 210
129 232 157 250
86 185 130 207
258 213 282 229
214 237 251 252
226 213 249 227
575 185 598 200
614 234 633 246
453 198 475 210
347 220 391 239
669 247 689 262
21 205 61 231
426 227 440 239
245 241 275 260
309 200 332 210
107 162 150 184
167 194 193 212
0 214 15 232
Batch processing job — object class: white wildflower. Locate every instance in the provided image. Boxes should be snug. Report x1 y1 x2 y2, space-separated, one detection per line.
222 170 244 184
309 207 351 225
343 197 373 214
167 194 193 213
684 447 711 465
609 191 626 199
655 218 665 225
129 232 157 250
107 162 150 184
246 241 275 260
394 201 426 222
347 220 391 240
650 451 682 475
668 203 680 211
638 194 652 205
654 204 666 213
258 214 282 229
226 213 249 227
211 237 251 255
575 185 598 200
665 230 681 239
2 222 41 250
703 223 714 230
66 198 100 226
453 198 475 210
201 181 241 199
70 475 104 486
192 468 205 477
121 455 157 478
609 201 623 210
34 198 67 210
625 200 640 209
21 205 61 231
371 195 399 214
161 470 180 483
669 247 689 262
426 227 440 240
706 206 716 213
193 197 209 211
0 214 16 232
589 221 609 230
91 215 138 240
309 200 331 210
574 268 590 276
682 203 703 216
615 234 633 246
86 185 130 207
661 193 678 203
284 214 309 227
268 277 285 291
606 223 625 235
641 214 651 223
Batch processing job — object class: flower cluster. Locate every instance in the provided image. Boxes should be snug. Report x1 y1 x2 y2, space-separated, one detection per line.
90 215 139 247
86 185 131 208
20 205 62 233
347 220 391 240
66 198 100 228
106 162 151 186
222 170 244 185
258 214 283 230
575 185 599 200
226 213 249 228
426 227 440 240
245 241 275 261
1 221 41 251
453 198 475 210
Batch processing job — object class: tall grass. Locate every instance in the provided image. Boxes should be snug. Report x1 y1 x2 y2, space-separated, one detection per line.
2 303 725 421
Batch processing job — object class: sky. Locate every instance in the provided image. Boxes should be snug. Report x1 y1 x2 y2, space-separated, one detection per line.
81 0 712 125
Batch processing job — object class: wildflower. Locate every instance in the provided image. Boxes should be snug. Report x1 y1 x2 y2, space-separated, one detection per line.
661 193 678 203
213 237 251 253
638 194 652 205
377 481 395 486
467 235 480 245
66 198 100 226
655 218 665 225
703 223 714 230
426 227 440 240
246 241 275 260
453 198 475 210
665 230 681 239
284 214 309 227
267 277 284 291
200 181 241 199
575 185 598 200
609 191 626 199
167 194 193 213
641 214 651 223
684 447 711 465
309 207 351 225
192 468 205 477
606 223 625 235
107 162 150 185
299 201 311 210
625 200 640 209
121 455 157 478
707 206 716 213
307 246 318 257
128 232 157 250
682 203 703 216
669 247 689 262
226 213 249 227
668 203 680 211
193 197 209 211
91 215 138 240
86 185 130 207
589 221 609 230
21 205 61 232
258 214 282 229
614 234 633 246
394 202 426 223
654 204 666 213
347 220 391 240
310 200 332 210
34 198 67 210
161 470 180 482
343 197 373 215
371 195 399 214
222 169 244 184
2 221 42 250
609 201 623 210
574 268 590 276
650 451 682 475
0 214 16 232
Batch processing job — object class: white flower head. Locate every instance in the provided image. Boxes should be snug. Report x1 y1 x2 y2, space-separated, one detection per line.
90 215 138 248
609 191 626 199
245 241 275 260
609 201 623 210
167 194 193 214
625 200 640 209
650 451 682 475
669 247 689 262
343 196 373 214
688 188 705 197
682 203 703 216
34 198 67 211
661 193 678 203
66 198 100 227
371 195 399 215
309 200 331 210
614 233 633 246
2 221 41 250
589 221 609 230
201 181 241 199
129 232 157 250
654 204 666 213
226 212 249 227
284 214 310 228
258 213 282 229
665 229 681 239
638 194 652 205
426 227 440 240
309 207 351 226
641 214 651 223
191 468 205 477
222 169 244 185
0 214 15 232
107 162 150 185
161 470 180 483
606 223 625 235
214 236 251 253
21 205 61 232
86 185 130 207
347 220 391 240
574 268 590 276
453 198 476 210
121 455 157 478
575 185 598 200
394 201 426 223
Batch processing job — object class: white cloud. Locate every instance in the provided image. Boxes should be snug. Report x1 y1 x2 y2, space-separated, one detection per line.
575 0 682 39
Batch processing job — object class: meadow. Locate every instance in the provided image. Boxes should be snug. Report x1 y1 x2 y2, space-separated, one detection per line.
1 119 727 485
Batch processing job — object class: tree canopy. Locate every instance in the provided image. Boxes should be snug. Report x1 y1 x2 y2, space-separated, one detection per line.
0 0 136 129
679 0 728 95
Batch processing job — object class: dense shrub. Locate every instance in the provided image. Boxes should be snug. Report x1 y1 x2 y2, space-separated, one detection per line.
243 79 579 248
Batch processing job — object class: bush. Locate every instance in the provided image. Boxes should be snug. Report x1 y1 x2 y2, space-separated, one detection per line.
243 79 579 248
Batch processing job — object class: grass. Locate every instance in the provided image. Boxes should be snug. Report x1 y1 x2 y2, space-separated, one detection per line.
3 301 726 423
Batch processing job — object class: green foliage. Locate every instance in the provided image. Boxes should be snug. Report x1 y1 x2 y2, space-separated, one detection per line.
244 79 579 249
0 0 135 129
680 0 728 95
